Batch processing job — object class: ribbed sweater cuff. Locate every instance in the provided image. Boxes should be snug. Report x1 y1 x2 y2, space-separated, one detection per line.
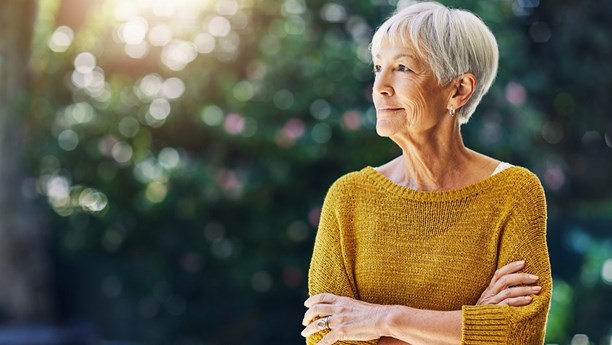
461 305 508 344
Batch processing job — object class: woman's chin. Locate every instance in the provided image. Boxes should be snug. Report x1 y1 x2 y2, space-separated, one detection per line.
376 122 399 137
375 125 391 137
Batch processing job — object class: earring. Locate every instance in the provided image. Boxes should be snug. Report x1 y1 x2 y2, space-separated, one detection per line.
448 107 456 117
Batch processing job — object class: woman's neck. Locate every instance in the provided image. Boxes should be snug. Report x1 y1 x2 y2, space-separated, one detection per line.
382 126 497 191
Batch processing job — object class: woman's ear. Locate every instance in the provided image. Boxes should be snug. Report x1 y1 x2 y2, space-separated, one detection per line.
448 73 476 110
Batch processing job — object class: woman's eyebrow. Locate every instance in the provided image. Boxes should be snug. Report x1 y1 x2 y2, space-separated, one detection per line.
374 53 416 60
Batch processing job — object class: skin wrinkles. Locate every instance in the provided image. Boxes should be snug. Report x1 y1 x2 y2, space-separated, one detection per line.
371 38 484 191
372 40 453 141
404 85 428 129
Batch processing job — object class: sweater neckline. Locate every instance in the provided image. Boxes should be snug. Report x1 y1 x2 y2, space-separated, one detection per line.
363 165 519 201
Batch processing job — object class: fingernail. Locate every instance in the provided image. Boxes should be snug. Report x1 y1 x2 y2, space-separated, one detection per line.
532 286 542 292
529 274 539 280
516 260 525 266
524 296 532 301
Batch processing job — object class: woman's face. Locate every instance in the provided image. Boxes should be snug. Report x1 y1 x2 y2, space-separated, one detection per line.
372 39 452 138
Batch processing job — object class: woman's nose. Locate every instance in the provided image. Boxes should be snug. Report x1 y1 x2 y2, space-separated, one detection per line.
373 72 394 96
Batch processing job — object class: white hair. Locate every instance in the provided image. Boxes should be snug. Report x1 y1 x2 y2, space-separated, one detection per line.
370 1 499 124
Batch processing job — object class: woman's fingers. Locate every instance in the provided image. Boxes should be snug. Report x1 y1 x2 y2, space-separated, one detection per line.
490 260 525 285
304 293 337 307
498 296 533 306
303 293 344 325
302 303 335 326
486 285 542 305
490 272 539 295
477 261 542 306
301 315 332 338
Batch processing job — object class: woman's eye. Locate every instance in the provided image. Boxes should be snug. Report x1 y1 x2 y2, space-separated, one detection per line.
398 64 411 72
373 65 381 73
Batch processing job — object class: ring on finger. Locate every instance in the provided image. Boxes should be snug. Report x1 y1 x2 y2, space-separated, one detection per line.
316 316 331 331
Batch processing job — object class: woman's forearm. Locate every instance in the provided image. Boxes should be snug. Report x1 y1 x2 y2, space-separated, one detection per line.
381 306 462 345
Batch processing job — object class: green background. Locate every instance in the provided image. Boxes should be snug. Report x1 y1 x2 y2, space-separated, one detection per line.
3 0 612 344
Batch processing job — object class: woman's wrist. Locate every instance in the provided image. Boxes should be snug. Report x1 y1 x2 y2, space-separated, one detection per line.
380 305 413 339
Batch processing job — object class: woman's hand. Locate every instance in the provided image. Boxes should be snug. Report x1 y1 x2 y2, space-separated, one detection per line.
301 293 388 345
476 260 541 306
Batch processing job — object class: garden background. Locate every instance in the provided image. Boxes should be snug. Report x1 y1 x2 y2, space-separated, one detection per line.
0 0 611 344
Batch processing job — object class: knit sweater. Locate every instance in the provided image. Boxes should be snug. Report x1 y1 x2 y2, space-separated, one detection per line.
307 166 551 345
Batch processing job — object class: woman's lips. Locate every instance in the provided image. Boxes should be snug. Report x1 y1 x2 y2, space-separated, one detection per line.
377 108 403 113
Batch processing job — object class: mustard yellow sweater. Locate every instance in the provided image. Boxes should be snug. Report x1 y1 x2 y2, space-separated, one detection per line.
307 166 552 345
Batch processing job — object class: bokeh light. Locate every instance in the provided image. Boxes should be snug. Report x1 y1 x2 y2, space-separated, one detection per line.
341 110 362 131
216 0 239 16
74 52 96 73
111 141 133 164
602 258 612 284
64 102 95 125
162 78 185 99
232 80 255 102
124 42 149 59
223 113 245 135
194 32 216 54
48 26 74 52
505 82 527 106
542 121 564 144
208 16 232 37
273 89 294 110
158 147 180 169
571 334 589 345
134 158 164 183
118 117 140 138
320 3 347 23
78 188 108 212
148 98 171 120
117 16 148 45
58 129 79 151
138 74 163 99
161 40 198 71
145 181 167 203
148 24 173 46
201 105 224 126
310 99 331 120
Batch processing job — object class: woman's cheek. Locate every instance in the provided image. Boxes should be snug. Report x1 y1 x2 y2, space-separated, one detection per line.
406 89 428 127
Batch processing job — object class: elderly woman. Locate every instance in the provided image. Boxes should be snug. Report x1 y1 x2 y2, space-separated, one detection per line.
301 2 551 345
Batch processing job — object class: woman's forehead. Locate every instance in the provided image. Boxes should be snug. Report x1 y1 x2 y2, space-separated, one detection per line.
372 37 421 61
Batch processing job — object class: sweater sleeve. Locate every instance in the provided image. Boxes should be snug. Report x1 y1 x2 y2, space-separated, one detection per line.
307 179 378 345
461 172 552 344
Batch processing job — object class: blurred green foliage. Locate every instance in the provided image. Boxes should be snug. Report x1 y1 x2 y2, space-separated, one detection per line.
18 0 612 343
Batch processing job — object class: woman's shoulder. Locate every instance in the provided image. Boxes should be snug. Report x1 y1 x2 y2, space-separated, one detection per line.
327 167 374 192
497 165 546 202
320 168 375 209
501 165 543 187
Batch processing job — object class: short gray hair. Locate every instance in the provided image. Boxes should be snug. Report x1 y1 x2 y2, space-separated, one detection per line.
370 1 499 124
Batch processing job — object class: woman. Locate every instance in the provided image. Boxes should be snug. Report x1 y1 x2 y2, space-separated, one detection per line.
301 2 551 345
